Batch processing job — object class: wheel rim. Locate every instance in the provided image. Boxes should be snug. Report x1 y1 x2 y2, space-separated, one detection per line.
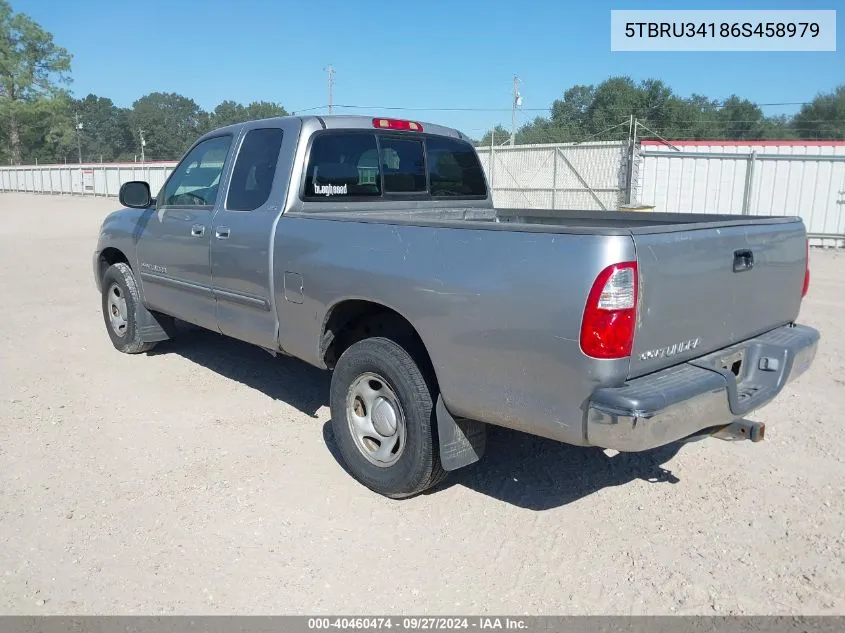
346 372 406 467
106 282 128 338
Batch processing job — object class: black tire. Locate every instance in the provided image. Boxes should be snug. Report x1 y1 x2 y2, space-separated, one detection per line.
330 337 447 498
101 262 156 354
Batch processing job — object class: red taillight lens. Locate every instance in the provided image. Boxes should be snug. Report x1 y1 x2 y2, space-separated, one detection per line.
802 240 810 298
372 118 424 132
580 262 638 359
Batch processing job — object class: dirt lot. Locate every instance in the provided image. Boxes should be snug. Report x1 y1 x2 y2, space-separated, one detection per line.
0 192 843 615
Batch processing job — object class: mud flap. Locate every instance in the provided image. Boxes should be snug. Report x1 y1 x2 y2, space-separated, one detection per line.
136 306 176 343
435 395 486 472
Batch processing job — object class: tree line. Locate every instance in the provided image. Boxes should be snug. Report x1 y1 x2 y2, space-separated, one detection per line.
2 90 289 164
479 78 844 146
0 1 287 164
2 0 844 165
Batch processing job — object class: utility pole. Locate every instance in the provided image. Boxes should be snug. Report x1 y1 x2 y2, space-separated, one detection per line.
74 113 83 164
510 75 522 146
139 128 146 163
325 65 336 114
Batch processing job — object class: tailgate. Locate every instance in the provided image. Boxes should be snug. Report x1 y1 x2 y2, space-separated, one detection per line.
629 221 807 378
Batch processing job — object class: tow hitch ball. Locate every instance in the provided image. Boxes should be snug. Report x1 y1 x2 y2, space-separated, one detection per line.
712 420 766 443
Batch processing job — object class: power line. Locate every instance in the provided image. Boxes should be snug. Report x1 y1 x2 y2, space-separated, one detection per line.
287 100 817 115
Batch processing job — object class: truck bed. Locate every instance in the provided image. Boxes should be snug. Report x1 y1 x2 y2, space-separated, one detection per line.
302 206 800 235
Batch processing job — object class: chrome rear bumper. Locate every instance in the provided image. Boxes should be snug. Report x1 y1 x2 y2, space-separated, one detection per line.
586 323 819 452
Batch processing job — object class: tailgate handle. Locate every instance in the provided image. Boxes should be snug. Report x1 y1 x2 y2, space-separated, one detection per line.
733 249 754 272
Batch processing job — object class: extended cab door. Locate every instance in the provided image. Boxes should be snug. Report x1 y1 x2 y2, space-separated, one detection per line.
136 133 236 332
209 118 300 349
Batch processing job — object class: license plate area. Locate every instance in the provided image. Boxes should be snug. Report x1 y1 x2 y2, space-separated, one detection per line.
690 340 788 416
717 349 745 378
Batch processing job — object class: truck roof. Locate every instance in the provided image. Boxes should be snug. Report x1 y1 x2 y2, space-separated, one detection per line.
206 115 469 142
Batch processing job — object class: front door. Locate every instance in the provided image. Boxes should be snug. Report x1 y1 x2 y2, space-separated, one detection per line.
136 134 236 332
210 121 296 349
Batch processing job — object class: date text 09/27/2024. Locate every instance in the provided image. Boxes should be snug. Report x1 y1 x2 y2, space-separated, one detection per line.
307 617 527 630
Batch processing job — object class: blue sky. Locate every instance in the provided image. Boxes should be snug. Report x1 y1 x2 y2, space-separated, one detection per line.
13 0 844 138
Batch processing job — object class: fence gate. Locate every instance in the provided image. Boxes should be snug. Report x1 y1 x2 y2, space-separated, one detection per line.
475 141 629 211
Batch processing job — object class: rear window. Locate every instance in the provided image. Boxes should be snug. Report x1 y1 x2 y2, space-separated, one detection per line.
302 131 486 201
426 136 487 198
380 137 426 193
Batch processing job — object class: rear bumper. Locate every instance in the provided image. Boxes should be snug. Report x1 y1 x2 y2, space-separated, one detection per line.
586 323 819 452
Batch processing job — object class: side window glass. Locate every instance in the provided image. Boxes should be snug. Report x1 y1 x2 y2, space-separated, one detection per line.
305 133 381 198
160 135 232 207
379 137 426 193
426 136 487 198
226 128 284 211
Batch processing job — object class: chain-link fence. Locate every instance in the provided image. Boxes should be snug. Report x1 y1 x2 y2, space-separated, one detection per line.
475 140 631 211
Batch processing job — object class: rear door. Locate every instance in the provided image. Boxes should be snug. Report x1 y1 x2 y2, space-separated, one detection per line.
629 220 807 378
210 118 300 349
136 134 235 331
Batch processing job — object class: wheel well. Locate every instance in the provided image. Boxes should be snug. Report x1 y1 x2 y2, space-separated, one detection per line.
322 301 435 377
98 247 130 282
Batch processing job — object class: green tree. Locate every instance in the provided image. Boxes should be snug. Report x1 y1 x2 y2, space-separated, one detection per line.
130 92 206 160
74 94 133 161
792 85 845 140
550 84 595 138
208 99 287 129
7 91 75 163
584 76 642 137
0 0 72 163
480 77 809 144
716 96 768 140
477 124 510 146
243 100 287 121
209 99 246 128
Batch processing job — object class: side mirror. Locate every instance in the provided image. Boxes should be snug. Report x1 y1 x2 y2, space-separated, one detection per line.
119 181 153 208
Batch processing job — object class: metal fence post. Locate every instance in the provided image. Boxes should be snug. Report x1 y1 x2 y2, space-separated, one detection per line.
551 147 558 210
489 131 495 204
741 150 757 215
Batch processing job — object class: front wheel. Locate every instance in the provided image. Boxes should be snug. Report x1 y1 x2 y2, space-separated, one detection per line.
101 262 156 354
329 337 447 498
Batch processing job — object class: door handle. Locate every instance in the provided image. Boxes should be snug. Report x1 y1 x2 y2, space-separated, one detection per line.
215 227 231 240
191 224 205 237
733 249 754 272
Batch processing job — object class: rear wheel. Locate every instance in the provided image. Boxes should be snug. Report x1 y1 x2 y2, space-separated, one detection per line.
329 337 447 498
101 263 156 354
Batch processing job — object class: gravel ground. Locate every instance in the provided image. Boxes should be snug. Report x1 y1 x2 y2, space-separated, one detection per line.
0 192 843 616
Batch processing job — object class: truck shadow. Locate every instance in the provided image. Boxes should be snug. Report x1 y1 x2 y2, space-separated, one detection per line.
322 421 683 511
152 323 682 511
148 322 330 418
430 426 683 510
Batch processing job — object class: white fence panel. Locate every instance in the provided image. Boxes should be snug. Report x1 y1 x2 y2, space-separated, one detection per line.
0 162 178 198
637 141 845 247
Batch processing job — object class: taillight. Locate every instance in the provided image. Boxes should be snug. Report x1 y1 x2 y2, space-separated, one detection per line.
372 118 424 132
580 262 638 359
802 240 810 298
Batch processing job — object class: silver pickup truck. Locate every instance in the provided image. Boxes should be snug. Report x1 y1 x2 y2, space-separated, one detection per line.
93 115 819 498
